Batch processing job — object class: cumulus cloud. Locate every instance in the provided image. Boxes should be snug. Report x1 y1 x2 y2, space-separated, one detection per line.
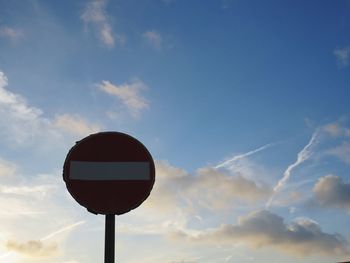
143 30 162 50
313 175 350 210
98 79 149 117
144 161 271 213
53 114 101 137
6 240 58 258
170 210 349 256
334 46 350 67
81 0 122 47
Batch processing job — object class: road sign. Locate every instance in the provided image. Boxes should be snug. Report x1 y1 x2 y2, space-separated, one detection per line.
63 131 155 215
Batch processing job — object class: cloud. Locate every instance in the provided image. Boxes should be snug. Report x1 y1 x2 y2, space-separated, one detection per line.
0 169 86 260
0 184 55 196
6 240 58 258
313 175 350 210
81 0 122 47
323 122 350 138
0 70 100 147
327 142 350 165
143 30 162 50
266 131 318 208
215 142 275 169
334 46 350 67
53 114 101 137
170 210 349 256
0 158 17 177
144 161 271 213
0 71 52 146
0 26 23 41
98 79 149 117
41 221 85 241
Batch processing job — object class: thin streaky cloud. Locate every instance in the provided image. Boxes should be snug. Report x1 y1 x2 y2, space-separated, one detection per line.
215 143 276 169
41 220 85 241
266 130 319 208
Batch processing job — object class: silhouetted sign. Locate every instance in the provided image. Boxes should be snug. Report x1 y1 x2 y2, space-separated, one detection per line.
63 131 155 215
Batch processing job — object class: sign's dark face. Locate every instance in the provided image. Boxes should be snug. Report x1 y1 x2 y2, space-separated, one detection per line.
63 132 155 215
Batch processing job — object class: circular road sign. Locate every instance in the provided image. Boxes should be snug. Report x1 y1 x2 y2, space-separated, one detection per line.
63 132 155 215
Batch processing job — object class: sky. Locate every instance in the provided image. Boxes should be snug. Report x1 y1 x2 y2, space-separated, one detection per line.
0 0 350 262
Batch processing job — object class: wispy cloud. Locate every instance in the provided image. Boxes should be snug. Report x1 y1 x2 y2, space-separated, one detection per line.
81 0 121 47
98 79 149 117
0 184 55 196
334 46 350 68
0 158 17 177
323 121 350 137
170 210 349 256
327 142 350 165
0 70 100 147
53 114 101 137
266 131 319 208
215 143 275 169
41 221 85 241
143 30 162 50
0 26 23 41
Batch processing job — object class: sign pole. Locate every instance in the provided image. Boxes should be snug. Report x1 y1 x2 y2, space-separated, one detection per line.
104 214 115 263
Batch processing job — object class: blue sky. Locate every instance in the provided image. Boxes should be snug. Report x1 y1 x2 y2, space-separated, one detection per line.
0 0 350 262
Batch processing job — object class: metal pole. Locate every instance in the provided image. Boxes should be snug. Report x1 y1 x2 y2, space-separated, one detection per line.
104 214 115 263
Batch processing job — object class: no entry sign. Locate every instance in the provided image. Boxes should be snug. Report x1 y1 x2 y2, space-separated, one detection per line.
63 131 155 215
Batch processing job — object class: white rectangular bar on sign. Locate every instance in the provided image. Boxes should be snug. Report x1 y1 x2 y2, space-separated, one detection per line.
69 161 150 180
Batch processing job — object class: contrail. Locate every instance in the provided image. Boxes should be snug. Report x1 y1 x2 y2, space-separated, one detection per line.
266 131 319 208
41 220 85 241
215 142 275 169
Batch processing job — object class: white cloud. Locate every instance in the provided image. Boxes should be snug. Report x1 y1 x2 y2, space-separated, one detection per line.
98 79 149 117
0 71 52 146
323 122 350 138
53 114 101 137
0 170 87 261
266 131 318 208
0 184 55 196
0 70 100 147
170 210 349 256
81 0 121 47
5 240 58 258
334 46 350 67
0 159 17 177
215 142 275 169
0 26 23 41
327 142 350 165
144 161 271 213
313 175 350 210
143 30 162 50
